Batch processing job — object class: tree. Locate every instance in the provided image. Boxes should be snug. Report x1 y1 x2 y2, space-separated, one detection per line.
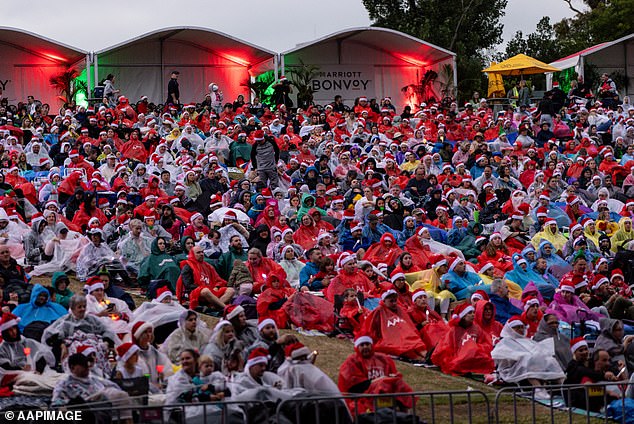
49 68 86 105
363 0 508 100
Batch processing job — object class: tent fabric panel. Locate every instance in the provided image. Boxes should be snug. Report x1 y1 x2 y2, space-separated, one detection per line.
161 41 247 67
98 66 163 105
0 27 87 65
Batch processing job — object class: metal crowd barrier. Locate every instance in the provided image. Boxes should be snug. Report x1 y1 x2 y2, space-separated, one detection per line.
494 381 634 424
275 390 492 424
58 397 271 424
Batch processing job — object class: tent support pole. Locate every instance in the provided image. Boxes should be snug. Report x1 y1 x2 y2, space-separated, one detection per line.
93 54 99 88
160 39 165 102
452 56 458 101
280 55 285 78
86 54 92 96
274 55 278 81
624 43 629 96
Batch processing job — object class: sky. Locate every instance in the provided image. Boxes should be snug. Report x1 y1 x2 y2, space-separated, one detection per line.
3 0 582 53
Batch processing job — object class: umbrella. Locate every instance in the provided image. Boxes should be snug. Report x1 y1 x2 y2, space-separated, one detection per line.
0 125 24 136
487 62 505 98
209 207 250 224
482 54 561 76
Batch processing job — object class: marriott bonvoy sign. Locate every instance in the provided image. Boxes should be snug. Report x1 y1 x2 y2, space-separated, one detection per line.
310 66 375 104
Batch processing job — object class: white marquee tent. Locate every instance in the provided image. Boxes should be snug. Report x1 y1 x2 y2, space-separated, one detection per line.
92 27 276 105
281 27 457 109
0 27 87 107
547 33 634 96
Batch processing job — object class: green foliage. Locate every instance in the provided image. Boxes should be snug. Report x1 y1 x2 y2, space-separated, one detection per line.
49 68 85 105
288 60 320 109
362 0 508 100
242 71 276 106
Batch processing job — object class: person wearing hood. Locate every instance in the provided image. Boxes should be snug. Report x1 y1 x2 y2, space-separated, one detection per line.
611 217 634 251
536 240 572 279
431 303 494 376
440 257 482 301
531 219 568 252
491 316 565 399
382 197 405 231
138 237 181 290
504 254 555 299
13 284 66 332
454 221 484 260
228 132 252 167
23 215 50 266
363 233 402 267
474 299 504 346
161 310 211 364
593 317 626 369
249 224 271 256
51 272 73 309
297 193 326 220
533 313 571 371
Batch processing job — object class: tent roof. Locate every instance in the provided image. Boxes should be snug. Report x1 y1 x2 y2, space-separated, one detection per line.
94 26 276 68
282 27 456 66
550 33 634 70
0 26 87 65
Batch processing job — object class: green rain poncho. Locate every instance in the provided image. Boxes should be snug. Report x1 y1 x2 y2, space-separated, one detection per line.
138 237 182 289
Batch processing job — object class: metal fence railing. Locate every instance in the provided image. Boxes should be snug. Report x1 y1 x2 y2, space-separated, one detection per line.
275 390 492 424
494 381 634 424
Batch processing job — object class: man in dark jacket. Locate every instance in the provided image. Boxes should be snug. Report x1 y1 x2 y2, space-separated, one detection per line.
250 130 280 190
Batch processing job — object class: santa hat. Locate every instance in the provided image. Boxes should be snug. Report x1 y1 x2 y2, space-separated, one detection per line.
246 347 269 368
390 272 406 283
475 236 488 247
381 289 398 301
536 207 548 218
592 276 609 291
69 149 79 158
582 218 595 228
545 218 557 227
611 269 625 282
224 305 244 321
190 212 203 223
485 193 498 205
257 318 277 332
471 289 489 303
284 342 311 360
412 289 427 302
209 194 223 208
482 181 493 190
353 335 373 348
83 276 104 293
132 321 153 341
156 286 173 302
559 284 575 294
451 303 475 320
253 130 265 141
343 209 355 220
350 221 363 233
570 336 588 353
448 257 464 272
116 342 140 363
0 313 20 332
523 296 540 311
507 315 525 329
432 259 448 269
339 252 357 267
76 345 97 357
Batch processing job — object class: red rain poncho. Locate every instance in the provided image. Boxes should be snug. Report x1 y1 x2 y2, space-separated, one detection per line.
338 349 414 415
361 302 426 359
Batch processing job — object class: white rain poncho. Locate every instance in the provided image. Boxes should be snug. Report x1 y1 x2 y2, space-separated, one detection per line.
76 240 119 281
157 309 211 364
277 359 341 395
491 321 565 383
86 293 132 336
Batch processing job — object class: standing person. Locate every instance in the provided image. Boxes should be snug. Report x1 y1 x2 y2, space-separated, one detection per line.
250 130 280 190
167 71 180 106
208 83 224 115
103 74 119 107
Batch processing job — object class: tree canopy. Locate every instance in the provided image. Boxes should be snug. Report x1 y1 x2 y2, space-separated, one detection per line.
362 0 508 99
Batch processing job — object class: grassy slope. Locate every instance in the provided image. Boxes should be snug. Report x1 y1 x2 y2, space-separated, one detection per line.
37 276 600 423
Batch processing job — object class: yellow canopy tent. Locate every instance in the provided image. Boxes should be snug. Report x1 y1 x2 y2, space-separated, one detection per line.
487 62 505 98
482 54 561 76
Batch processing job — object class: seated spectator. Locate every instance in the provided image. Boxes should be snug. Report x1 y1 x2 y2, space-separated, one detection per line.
362 290 426 361
202 320 244 372
12 284 66 333
230 347 285 394
53 353 134 423
137 237 181 289
338 336 414 414
533 314 571 371
277 342 340 394
256 275 295 329
247 319 298 373
0 312 55 375
431 303 494 375
491 316 565 399
176 245 232 311
246 247 287 294
224 304 259 347
490 278 523 324
161 310 211 364
51 272 74 309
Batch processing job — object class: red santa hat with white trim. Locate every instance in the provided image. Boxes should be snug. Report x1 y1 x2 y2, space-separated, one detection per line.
155 286 173 302
246 347 270 368
83 276 104 293
224 305 244 321
116 342 140 363
132 321 153 342
0 313 20 333
570 336 587 353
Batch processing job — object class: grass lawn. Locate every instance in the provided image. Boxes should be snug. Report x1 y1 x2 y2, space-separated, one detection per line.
35 275 603 423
